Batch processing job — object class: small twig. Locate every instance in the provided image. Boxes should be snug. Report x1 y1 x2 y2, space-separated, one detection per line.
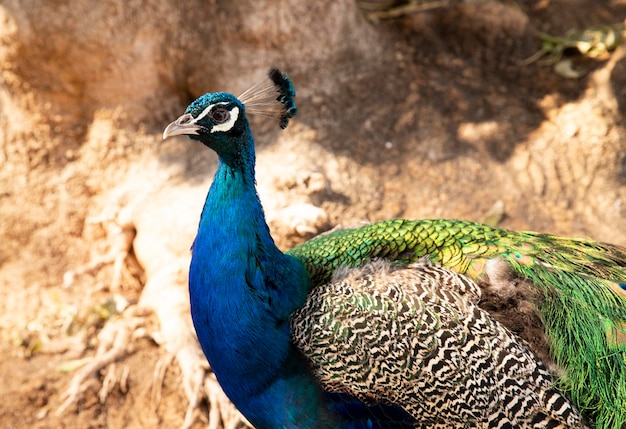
367 0 452 20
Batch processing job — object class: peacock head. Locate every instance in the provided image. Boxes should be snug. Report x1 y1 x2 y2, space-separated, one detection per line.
163 68 297 159
163 92 248 156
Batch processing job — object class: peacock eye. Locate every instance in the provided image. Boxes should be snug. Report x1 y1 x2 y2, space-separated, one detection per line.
210 107 231 124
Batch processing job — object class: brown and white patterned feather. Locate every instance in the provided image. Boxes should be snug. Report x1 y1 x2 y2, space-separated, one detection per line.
290 260 588 428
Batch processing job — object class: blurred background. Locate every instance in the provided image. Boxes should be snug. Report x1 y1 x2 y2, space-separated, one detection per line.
0 0 625 427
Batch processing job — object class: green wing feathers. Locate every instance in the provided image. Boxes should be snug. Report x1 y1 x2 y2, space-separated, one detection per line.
287 218 626 428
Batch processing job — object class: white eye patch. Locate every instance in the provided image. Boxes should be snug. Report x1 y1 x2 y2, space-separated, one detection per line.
189 102 240 133
210 107 239 133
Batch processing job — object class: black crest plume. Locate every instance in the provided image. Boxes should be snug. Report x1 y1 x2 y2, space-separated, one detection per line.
238 68 297 129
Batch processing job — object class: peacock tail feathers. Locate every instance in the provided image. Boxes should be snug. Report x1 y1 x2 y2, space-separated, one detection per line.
288 218 626 428
507 245 626 429
487 231 626 428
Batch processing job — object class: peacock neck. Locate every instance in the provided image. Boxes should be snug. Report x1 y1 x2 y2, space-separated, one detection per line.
195 142 295 291
188 134 340 427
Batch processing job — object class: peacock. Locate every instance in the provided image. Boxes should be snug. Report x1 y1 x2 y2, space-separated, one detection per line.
163 68 626 429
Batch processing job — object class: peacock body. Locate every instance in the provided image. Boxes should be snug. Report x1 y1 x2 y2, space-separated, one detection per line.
163 69 626 429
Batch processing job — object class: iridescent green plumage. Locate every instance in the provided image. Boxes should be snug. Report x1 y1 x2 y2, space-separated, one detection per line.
288 218 626 428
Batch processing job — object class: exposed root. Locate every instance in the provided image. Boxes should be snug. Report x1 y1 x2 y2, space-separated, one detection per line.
205 374 252 429
99 362 130 402
63 199 137 292
56 308 146 416
150 351 175 420
179 359 207 429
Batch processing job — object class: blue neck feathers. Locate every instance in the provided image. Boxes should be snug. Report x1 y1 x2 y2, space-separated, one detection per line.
188 127 345 428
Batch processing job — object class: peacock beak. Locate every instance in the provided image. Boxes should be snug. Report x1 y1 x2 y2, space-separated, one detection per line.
163 114 201 139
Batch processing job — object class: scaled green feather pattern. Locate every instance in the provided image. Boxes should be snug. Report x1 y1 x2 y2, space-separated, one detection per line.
288 218 626 429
